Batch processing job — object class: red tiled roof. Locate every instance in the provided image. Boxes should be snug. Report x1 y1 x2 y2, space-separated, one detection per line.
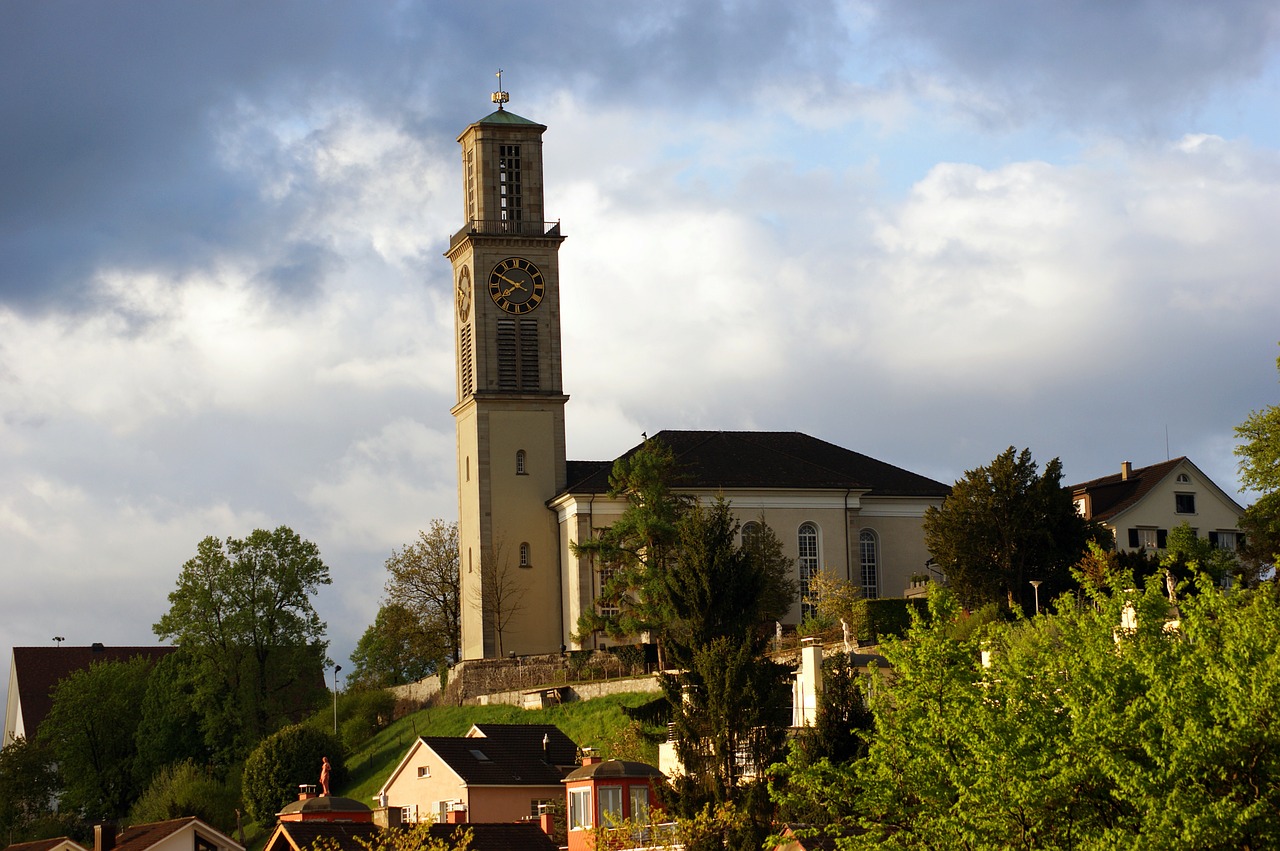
10 645 172 738
1069 458 1186 522
3 838 88 851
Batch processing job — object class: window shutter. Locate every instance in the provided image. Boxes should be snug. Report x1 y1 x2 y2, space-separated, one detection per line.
1208 531 1219 547
1128 528 1139 548
1157 528 1168 549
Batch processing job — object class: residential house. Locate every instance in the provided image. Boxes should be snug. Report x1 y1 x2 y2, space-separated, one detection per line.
377 724 577 827
2 839 89 851
264 786 556 851
87 818 241 851
563 757 666 851
1070 458 1244 554
5 645 172 745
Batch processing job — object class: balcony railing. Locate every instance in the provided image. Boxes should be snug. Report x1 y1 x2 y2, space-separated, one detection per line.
450 219 562 246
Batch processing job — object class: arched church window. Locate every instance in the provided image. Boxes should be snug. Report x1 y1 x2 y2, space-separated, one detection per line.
516 449 527 475
798 522 819 618
859 529 879 599
742 521 761 548
519 542 532 568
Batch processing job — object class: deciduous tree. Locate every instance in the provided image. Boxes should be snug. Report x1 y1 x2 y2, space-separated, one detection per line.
153 526 331 762
1235 346 1280 582
0 737 61 843
348 602 443 689
38 656 153 821
382 520 461 666
241 724 340 823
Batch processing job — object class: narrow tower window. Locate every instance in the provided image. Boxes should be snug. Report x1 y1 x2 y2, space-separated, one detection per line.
519 542 532 568
516 449 527 475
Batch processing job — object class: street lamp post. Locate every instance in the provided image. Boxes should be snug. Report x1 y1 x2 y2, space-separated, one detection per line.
1029 580 1043 615
333 664 342 735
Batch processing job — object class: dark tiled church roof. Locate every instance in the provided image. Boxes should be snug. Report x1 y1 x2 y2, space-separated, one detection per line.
1069 457 1186 522
9 645 172 738
563 430 949 497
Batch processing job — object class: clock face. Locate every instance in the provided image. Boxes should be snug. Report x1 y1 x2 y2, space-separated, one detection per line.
488 257 545 314
456 265 472 321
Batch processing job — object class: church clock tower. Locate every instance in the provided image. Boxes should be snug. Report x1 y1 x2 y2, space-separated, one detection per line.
447 81 567 659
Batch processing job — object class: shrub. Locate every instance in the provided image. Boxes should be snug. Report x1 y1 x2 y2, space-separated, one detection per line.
242 724 342 823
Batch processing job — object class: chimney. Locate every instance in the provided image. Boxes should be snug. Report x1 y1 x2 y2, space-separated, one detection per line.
539 811 555 836
94 823 117 851
1121 461 1132 481
299 784 318 800
373 806 402 829
445 805 467 824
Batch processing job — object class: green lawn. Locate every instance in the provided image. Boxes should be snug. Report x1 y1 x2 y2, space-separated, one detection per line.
337 692 661 805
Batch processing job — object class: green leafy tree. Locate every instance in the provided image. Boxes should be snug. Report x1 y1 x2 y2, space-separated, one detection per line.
0 737 63 843
1235 346 1280 583
38 656 153 821
924 446 1098 611
153 526 331 762
348 602 442 689
132 649 208 788
1161 521 1237 587
241 724 341 823
128 759 238 832
776 578 1280 849
380 519 461 668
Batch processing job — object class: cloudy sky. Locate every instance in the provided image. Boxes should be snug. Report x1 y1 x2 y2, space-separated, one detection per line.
4 1 1279 706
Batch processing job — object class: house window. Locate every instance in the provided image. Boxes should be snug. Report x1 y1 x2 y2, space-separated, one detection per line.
516 449 527 475
401 805 419 824
519 542 532 568
597 564 619 618
598 786 624 827
569 788 592 830
1209 530 1240 551
1175 493 1196 514
1128 528 1167 550
417 765 430 778
1177 473 1190 483
530 798 554 818
798 523 819 618
859 530 879 599
629 785 651 823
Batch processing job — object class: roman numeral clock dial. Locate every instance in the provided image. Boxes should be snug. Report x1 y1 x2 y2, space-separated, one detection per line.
488 257 545 314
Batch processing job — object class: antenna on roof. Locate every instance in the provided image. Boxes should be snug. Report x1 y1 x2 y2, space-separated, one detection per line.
52 636 65 646
492 69 509 110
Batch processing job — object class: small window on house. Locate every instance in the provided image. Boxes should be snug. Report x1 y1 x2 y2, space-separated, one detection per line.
1175 493 1196 514
516 449 527 475
1177 473 1190 483
630 785 651 823
417 765 430 778
519 542 532 568
569 788 592 830
598 786 624 827
530 798 554 818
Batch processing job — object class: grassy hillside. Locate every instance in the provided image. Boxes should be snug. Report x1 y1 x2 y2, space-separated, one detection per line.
337 692 661 805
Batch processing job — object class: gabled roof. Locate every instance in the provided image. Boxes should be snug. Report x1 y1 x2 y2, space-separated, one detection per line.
417 736 566 787
563 431 950 498
267 823 556 851
466 724 578 767
381 725 580 794
264 822 378 851
8 645 172 740
3 838 89 851
111 817 241 851
428 824 557 851
1069 457 1244 523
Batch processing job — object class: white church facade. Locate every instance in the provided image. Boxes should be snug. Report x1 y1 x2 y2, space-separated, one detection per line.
447 91 949 660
